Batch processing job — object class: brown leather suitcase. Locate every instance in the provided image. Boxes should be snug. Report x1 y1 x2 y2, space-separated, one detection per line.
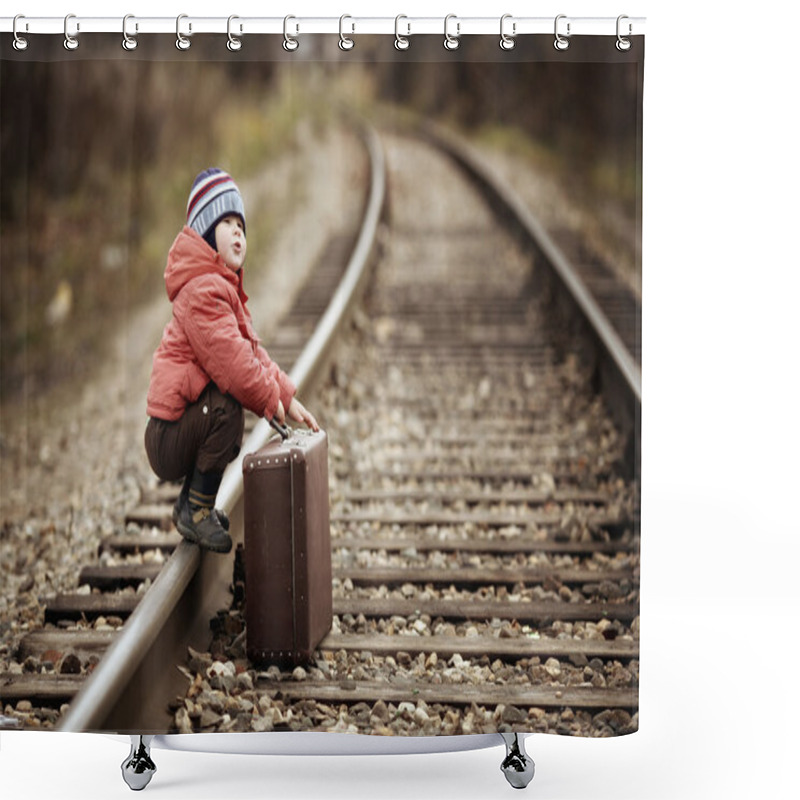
242 425 332 666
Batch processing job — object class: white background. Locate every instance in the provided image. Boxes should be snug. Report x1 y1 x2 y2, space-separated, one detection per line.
3 1 799 798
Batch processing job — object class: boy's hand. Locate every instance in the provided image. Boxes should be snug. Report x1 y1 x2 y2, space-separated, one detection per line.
274 400 286 425
287 398 320 432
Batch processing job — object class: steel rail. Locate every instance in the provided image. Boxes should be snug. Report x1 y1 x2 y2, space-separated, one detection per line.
58 124 386 733
422 123 641 474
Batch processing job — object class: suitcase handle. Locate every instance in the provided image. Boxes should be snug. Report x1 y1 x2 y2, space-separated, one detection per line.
269 417 291 440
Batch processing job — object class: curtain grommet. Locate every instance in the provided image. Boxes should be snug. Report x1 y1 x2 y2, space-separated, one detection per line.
283 15 299 52
227 15 242 51
444 14 460 51
12 14 28 51
176 14 191 51
554 14 570 51
339 14 355 51
499 14 516 51
616 15 632 51
394 15 410 51
64 13 79 51
122 14 138 51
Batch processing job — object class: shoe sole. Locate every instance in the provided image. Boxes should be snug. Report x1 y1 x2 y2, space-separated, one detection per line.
199 536 232 554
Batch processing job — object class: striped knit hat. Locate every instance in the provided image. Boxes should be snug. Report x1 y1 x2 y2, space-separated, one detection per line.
186 168 246 244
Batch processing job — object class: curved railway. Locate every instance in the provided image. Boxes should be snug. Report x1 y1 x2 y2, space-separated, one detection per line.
1 121 640 751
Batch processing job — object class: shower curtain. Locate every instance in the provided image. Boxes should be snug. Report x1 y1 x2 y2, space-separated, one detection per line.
1 19 643 746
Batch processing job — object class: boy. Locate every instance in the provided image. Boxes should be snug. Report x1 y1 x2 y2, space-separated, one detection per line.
145 168 318 553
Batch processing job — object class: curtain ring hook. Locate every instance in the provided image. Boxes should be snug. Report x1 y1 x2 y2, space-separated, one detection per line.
227 15 242 51
283 15 299 51
12 14 29 51
122 14 138 51
554 14 570 51
339 14 355 51
444 14 460 51
616 15 632 51
176 14 191 50
394 15 410 50
500 14 516 51
64 13 79 51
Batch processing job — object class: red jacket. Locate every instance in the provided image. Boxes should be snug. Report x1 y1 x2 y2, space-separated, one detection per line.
146 226 295 422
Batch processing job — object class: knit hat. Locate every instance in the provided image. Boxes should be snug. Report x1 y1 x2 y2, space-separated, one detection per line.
186 169 246 247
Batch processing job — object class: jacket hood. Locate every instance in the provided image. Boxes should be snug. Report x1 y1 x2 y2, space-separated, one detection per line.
164 226 244 302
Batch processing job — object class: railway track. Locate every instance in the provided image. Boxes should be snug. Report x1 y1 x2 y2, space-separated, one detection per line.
1 122 640 742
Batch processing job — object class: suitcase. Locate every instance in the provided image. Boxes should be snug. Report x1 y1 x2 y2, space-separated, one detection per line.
241 424 332 667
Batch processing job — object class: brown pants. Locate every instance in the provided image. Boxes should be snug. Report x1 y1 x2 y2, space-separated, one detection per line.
145 382 244 481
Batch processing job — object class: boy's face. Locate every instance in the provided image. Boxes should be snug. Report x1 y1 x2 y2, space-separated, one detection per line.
215 215 247 272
